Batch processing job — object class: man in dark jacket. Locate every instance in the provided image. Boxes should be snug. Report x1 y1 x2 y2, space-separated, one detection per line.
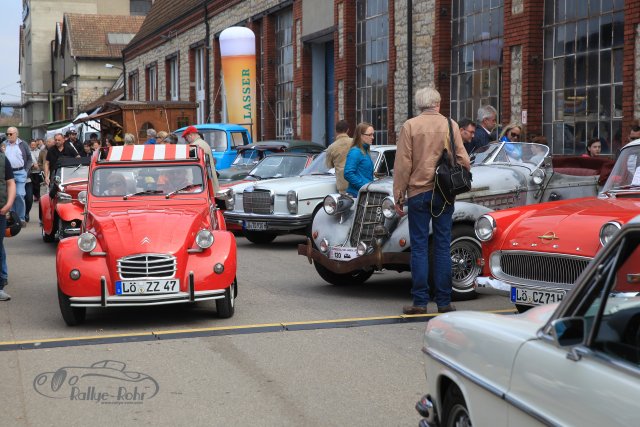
466 105 497 154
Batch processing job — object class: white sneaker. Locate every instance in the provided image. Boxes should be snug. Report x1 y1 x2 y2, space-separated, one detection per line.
0 290 11 301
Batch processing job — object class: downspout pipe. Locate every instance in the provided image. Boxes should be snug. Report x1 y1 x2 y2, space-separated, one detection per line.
122 56 127 101
407 0 413 120
204 0 211 122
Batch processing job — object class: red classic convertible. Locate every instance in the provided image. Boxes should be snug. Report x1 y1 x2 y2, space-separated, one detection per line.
474 139 640 312
56 144 237 325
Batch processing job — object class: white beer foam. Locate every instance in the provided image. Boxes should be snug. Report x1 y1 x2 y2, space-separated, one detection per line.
220 26 256 57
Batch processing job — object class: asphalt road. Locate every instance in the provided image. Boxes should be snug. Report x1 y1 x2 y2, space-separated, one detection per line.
0 205 515 426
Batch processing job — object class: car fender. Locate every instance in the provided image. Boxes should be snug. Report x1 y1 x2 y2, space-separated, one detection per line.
311 203 355 247
57 237 110 297
40 194 55 234
184 230 237 290
56 202 84 222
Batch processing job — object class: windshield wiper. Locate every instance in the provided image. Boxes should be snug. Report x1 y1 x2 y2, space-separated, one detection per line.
123 189 164 200
165 184 202 198
247 174 262 180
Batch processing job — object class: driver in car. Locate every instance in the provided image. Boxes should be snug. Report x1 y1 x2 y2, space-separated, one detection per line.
157 168 192 193
103 173 128 196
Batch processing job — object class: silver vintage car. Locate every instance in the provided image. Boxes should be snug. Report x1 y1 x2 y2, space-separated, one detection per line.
298 142 612 300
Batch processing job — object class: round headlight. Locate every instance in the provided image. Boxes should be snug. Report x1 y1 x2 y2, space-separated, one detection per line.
77 190 87 205
196 229 214 249
599 221 621 246
381 197 396 219
319 238 329 253
356 241 368 256
77 232 97 252
323 194 338 215
532 168 545 185
475 215 496 242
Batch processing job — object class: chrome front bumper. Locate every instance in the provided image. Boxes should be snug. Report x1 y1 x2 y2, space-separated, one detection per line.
474 276 510 296
224 211 312 231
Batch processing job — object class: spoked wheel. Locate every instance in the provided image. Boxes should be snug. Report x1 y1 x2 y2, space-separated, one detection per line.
442 385 472 427
313 262 373 286
58 287 86 326
216 279 236 318
450 225 482 301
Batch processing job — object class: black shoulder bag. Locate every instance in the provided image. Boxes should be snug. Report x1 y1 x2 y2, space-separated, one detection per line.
433 118 473 208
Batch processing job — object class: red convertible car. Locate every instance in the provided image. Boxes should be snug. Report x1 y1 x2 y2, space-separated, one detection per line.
40 156 91 241
474 139 640 312
56 144 237 325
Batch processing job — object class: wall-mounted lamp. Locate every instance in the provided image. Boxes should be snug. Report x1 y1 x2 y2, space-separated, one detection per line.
105 63 123 70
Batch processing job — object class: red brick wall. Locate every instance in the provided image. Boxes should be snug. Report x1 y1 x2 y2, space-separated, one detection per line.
293 0 312 140
623 1 640 144
211 38 222 123
334 1 357 130
261 14 277 140
502 1 544 138
434 0 452 118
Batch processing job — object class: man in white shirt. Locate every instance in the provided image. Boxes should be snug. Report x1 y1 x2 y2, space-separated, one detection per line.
4 127 32 226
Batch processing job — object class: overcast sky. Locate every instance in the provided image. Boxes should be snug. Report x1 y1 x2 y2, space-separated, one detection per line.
0 0 22 104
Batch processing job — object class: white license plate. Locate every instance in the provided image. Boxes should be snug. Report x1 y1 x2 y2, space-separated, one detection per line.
329 247 359 261
510 286 566 306
115 279 180 295
245 221 267 231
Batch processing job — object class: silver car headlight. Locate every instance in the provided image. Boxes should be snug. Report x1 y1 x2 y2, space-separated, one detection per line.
225 190 235 210
319 238 329 253
323 194 338 215
77 232 97 252
287 190 298 214
475 215 496 242
381 197 396 219
78 190 87 205
599 221 621 246
532 168 545 185
196 229 214 249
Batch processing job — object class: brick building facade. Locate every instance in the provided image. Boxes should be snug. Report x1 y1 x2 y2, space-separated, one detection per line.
123 0 640 154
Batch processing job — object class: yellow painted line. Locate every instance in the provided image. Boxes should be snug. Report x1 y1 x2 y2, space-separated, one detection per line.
0 309 516 348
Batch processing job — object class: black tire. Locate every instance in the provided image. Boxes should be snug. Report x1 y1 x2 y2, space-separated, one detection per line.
442 385 471 427
243 230 277 244
58 287 86 326
313 261 373 286
515 304 531 313
216 280 236 318
41 223 56 243
450 225 482 301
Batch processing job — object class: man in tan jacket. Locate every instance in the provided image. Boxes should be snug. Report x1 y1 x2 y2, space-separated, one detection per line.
182 126 219 193
393 87 470 315
325 120 352 194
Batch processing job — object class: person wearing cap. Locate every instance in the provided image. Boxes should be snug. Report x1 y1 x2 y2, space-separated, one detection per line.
182 126 219 192
0 146 16 301
66 127 83 156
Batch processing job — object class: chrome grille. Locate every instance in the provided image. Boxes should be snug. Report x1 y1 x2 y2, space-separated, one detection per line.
243 189 273 214
496 252 590 286
349 191 387 247
117 254 177 279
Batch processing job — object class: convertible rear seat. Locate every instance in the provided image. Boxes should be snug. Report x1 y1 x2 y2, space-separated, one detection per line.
553 167 599 176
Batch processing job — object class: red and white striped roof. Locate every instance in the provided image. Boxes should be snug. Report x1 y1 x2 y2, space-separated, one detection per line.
103 145 197 162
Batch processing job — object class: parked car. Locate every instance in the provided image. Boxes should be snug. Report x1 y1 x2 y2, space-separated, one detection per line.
224 146 397 244
218 140 324 184
416 215 640 427
56 144 237 325
39 156 91 242
475 138 640 311
298 142 613 299
174 123 252 170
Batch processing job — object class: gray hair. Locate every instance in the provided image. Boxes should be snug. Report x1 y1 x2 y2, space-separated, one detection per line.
7 127 18 136
415 87 441 111
476 105 497 123
146 128 157 138
124 133 136 145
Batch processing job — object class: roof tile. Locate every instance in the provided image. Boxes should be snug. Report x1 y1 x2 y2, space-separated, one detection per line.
65 13 146 58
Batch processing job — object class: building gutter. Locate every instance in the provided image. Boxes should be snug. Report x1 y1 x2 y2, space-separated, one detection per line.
407 0 413 120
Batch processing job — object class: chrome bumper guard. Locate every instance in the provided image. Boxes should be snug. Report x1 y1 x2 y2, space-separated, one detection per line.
297 238 410 273
416 394 439 427
474 276 510 296
62 227 81 236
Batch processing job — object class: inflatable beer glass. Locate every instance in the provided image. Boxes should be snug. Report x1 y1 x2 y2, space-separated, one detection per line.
219 27 256 138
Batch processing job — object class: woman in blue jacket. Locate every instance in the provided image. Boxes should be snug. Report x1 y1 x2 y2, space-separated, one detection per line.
344 122 375 197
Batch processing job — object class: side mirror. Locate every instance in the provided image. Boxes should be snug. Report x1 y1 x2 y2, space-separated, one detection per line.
550 317 586 347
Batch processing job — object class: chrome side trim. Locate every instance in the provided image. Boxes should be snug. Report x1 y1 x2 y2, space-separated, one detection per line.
423 346 561 427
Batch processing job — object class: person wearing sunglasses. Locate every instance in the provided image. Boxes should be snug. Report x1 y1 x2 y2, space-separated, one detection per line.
498 122 523 143
344 122 375 197
3 127 32 227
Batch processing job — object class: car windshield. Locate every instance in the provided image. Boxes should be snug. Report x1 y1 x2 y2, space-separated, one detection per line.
91 165 204 197
472 142 548 166
249 155 309 179
601 145 640 192
300 152 333 175
178 129 228 152
232 149 278 166
58 165 89 185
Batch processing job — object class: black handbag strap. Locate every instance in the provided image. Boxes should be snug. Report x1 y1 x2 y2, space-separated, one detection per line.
446 117 458 167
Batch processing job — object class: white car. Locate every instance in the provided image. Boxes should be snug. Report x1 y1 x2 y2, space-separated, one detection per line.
416 216 640 426
224 146 396 244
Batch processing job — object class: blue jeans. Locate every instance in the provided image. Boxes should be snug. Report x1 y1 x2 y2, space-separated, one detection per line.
11 169 27 221
407 191 454 307
0 215 6 288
